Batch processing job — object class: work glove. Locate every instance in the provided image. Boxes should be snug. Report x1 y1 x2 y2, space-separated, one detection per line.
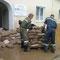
27 29 29 32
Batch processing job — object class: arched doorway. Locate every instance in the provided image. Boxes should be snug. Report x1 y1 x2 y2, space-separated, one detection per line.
0 0 13 30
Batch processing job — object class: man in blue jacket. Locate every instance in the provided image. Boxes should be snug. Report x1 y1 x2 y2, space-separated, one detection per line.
44 14 57 53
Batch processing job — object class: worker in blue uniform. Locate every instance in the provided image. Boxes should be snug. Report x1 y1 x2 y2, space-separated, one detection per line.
43 14 57 53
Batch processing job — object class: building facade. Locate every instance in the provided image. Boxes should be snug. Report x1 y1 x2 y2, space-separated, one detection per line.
0 0 60 29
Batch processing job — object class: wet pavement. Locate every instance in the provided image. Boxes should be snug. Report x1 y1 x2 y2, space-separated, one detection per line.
0 43 60 60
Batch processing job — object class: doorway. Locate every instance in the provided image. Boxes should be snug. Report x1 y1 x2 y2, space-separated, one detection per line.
0 2 9 30
0 0 13 30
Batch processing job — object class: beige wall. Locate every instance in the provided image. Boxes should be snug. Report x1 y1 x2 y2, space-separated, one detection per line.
4 0 60 29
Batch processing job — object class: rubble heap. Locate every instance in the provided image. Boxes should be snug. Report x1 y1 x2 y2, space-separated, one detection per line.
28 26 45 48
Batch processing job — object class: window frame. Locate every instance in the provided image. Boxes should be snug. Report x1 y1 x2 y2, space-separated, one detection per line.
36 6 45 22
58 9 60 21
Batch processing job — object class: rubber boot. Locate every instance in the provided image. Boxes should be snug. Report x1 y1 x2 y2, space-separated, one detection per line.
24 45 30 52
44 45 48 52
51 46 56 53
21 41 24 48
23 40 30 52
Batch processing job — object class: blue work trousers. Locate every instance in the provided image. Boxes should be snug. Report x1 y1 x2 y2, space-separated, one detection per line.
45 28 55 45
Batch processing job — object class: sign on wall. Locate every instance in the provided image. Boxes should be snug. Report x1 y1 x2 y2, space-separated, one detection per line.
14 4 27 16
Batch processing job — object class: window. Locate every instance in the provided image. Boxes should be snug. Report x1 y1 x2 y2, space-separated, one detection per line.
36 6 45 22
58 10 60 20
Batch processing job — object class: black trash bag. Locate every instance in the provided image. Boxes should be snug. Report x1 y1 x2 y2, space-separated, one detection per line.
31 24 36 27
30 24 36 30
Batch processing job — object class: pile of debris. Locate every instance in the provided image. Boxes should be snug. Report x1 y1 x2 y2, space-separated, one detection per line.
0 28 21 48
28 26 45 49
